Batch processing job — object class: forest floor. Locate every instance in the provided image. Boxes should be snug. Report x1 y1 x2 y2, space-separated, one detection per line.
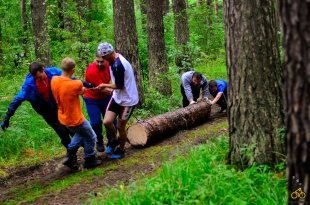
0 108 227 205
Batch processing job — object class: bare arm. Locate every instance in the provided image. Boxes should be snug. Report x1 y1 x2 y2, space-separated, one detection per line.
96 83 118 90
211 92 223 104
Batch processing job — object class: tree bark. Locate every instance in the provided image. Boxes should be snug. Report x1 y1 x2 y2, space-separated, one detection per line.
30 0 51 65
146 0 171 96
173 0 192 71
140 0 147 32
113 0 144 105
20 0 29 58
86 0 91 9
215 0 219 15
163 0 170 15
128 101 211 146
224 0 283 168
206 0 213 26
280 0 310 203
76 0 86 20
57 0 65 29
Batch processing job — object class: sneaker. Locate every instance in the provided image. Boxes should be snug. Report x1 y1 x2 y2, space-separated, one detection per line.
96 142 105 152
83 156 102 169
109 148 125 160
106 139 120 155
105 145 114 155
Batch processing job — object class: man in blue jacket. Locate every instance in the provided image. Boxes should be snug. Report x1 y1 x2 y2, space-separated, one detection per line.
0 62 72 148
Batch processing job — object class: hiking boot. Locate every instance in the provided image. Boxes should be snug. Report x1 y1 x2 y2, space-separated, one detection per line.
83 155 102 168
109 148 125 160
96 142 105 152
63 149 79 170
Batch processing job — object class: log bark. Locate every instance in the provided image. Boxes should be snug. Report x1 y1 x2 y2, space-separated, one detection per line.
127 101 211 146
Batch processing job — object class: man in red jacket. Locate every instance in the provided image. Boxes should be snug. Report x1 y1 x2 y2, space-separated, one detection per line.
84 52 115 153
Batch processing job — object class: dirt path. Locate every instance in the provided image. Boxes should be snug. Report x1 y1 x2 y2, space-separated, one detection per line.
0 111 227 205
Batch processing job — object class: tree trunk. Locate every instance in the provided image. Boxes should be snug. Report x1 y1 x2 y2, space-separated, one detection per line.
280 0 310 203
163 0 170 15
146 0 171 96
57 0 65 29
128 101 211 146
206 0 213 26
112 0 144 105
86 0 91 9
76 0 86 19
140 0 147 32
58 0 72 30
30 0 51 65
224 0 283 168
173 0 192 72
205 0 214 49
215 0 219 15
20 0 29 58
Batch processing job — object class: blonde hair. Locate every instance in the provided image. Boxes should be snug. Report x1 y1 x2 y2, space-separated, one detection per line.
61 57 76 72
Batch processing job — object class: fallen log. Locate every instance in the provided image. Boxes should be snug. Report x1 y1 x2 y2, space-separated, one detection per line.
127 101 211 146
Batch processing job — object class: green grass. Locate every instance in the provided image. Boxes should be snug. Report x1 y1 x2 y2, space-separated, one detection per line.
89 137 286 205
0 74 66 171
2 119 228 204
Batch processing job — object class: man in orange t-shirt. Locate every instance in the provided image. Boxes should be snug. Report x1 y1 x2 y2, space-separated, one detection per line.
51 57 101 170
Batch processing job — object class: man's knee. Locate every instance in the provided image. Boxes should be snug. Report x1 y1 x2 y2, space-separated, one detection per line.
103 118 113 127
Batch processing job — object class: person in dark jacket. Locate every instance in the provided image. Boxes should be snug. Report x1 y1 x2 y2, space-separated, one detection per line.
0 62 72 148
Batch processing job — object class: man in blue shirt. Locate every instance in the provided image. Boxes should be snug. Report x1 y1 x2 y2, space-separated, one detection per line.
1 62 72 148
209 79 228 112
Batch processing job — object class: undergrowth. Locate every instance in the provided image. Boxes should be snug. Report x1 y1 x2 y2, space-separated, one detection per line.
90 137 287 205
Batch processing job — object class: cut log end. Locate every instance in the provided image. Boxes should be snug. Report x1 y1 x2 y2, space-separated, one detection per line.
127 124 148 146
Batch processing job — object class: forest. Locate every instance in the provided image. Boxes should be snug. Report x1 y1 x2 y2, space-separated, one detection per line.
0 0 309 204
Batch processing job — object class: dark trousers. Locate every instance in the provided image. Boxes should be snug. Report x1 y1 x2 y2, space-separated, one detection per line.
84 96 116 147
181 85 200 107
211 89 228 110
34 106 72 148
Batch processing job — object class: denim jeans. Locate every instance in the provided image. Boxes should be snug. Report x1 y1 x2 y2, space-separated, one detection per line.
67 120 96 158
84 96 116 146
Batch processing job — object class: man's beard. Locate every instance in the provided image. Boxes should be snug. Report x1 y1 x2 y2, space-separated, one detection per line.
98 64 104 69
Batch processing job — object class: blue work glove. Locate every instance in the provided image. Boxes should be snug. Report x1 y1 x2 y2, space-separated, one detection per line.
1 116 9 131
